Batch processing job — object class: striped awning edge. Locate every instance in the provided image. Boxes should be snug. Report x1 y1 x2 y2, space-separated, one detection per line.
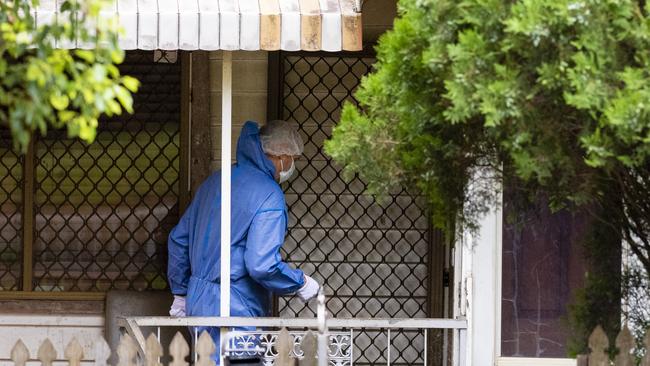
32 0 363 52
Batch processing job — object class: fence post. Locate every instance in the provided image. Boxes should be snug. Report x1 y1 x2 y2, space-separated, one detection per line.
10 340 29 366
588 326 609 366
614 326 634 366
576 354 589 366
145 334 163 366
95 337 112 366
316 290 329 366
300 331 318 366
37 339 56 366
276 328 295 366
117 334 138 366
196 331 216 366
64 338 84 366
169 332 190 366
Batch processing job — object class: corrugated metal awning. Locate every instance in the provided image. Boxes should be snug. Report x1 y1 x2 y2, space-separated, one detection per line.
33 0 363 52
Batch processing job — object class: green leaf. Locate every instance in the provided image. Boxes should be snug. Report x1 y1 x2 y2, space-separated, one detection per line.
74 49 95 63
49 94 69 110
121 75 140 92
91 64 107 81
114 85 134 113
59 1 72 12
0 0 137 153
110 49 125 64
58 110 76 122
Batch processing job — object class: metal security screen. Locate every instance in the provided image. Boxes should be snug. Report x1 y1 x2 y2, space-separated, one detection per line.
276 52 432 365
0 130 23 290
0 51 180 293
32 51 180 292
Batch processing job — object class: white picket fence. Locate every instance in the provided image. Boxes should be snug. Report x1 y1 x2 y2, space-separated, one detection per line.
577 325 650 366
5 292 468 366
120 317 468 366
8 327 322 366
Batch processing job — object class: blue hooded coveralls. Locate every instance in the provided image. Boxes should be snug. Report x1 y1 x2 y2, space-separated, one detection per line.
167 121 305 357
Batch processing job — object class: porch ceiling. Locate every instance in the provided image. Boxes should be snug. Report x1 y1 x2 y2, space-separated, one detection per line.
33 0 363 52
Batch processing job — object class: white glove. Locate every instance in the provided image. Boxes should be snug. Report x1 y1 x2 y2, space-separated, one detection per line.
297 275 320 302
169 295 186 317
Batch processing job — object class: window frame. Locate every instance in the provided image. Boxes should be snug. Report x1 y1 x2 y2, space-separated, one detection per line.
0 52 191 300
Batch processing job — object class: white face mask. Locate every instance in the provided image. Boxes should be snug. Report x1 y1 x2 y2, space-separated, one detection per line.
279 157 295 183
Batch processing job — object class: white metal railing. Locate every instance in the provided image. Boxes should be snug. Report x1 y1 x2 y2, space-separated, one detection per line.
224 329 353 365
118 294 468 366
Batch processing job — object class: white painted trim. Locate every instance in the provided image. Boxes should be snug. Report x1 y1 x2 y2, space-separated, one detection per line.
452 234 464 366
278 0 301 51
495 185 503 358
319 0 342 51
128 316 468 329
0 315 104 327
0 362 97 366
117 0 138 49
35 0 358 51
219 0 240 50
496 357 577 366
158 0 180 50
461 232 473 366
0 315 105 363
137 0 158 50
178 0 199 50
198 0 220 50
459 169 502 366
239 0 261 50
219 50 233 366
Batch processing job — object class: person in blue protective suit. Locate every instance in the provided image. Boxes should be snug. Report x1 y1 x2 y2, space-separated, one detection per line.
166 120 320 359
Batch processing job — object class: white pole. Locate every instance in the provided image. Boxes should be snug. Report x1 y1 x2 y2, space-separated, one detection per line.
424 329 427 366
387 329 391 366
317 290 328 366
219 50 233 365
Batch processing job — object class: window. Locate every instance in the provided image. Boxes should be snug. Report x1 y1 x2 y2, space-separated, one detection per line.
501 186 588 357
0 51 182 294
0 131 23 290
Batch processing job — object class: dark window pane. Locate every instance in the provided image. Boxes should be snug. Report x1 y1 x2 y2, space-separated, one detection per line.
501 187 587 357
32 51 180 292
0 129 23 290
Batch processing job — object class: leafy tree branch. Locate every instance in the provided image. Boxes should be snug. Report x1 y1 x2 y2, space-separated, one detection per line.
0 0 139 153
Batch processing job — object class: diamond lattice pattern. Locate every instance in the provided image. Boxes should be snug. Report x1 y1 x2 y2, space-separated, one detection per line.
278 54 431 365
0 130 23 290
32 51 180 291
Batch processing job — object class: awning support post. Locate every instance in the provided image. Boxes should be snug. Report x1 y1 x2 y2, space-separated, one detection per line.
220 50 233 364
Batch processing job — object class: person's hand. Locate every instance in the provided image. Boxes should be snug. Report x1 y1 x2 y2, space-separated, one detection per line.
297 275 320 302
169 295 186 317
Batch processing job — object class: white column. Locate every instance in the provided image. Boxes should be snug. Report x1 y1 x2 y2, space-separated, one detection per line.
455 171 503 366
219 51 233 364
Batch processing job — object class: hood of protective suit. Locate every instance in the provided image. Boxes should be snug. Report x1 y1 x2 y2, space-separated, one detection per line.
236 121 276 179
